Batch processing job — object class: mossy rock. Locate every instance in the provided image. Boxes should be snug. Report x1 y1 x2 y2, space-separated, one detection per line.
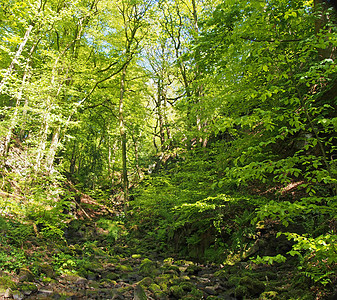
235 285 248 298
260 291 278 299
180 281 195 292
149 283 162 293
227 276 241 287
41 277 54 284
239 276 265 296
19 283 38 293
18 268 35 282
117 264 133 272
163 257 175 264
155 275 170 292
155 274 171 283
0 276 17 289
162 265 180 275
138 277 154 287
139 258 158 277
117 285 133 294
35 263 55 278
186 289 204 299
170 285 186 298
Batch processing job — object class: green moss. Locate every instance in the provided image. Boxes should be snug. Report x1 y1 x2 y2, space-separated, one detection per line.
0 276 17 289
213 269 228 279
105 272 120 281
138 277 154 287
19 283 38 292
260 291 278 299
117 285 133 293
179 281 194 292
139 258 158 277
117 264 133 272
227 276 240 287
188 288 204 298
149 283 162 293
239 276 265 296
235 285 248 298
88 281 100 289
170 285 185 298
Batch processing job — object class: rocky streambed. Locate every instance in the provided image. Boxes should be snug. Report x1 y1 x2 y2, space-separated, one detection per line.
0 249 301 300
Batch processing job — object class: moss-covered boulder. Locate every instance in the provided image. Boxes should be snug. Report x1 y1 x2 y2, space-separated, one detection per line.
138 277 154 287
235 276 265 297
19 282 38 296
170 285 185 298
149 283 162 294
18 268 35 282
139 258 158 277
117 264 133 272
0 276 17 290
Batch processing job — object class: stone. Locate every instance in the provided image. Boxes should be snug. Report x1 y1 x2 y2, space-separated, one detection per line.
149 283 161 294
18 268 35 282
204 286 217 295
139 258 158 277
4 288 12 298
12 291 24 300
38 263 55 278
170 285 185 298
239 276 265 296
138 277 154 287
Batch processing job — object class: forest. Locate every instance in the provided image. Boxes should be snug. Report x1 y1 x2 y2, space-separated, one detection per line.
0 0 337 299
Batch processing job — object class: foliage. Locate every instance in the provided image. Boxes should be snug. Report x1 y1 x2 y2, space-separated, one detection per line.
0 0 337 296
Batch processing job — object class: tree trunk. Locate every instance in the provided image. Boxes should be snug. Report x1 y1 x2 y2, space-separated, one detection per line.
119 64 129 210
0 25 34 94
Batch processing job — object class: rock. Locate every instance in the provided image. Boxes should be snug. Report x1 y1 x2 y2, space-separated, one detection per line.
117 264 133 272
18 268 35 282
180 281 194 292
149 283 161 294
38 263 55 278
169 285 185 298
61 274 87 285
235 285 248 298
204 286 217 295
19 283 38 295
138 277 154 287
139 258 157 277
12 290 24 300
134 284 147 300
4 288 12 298
239 276 265 296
